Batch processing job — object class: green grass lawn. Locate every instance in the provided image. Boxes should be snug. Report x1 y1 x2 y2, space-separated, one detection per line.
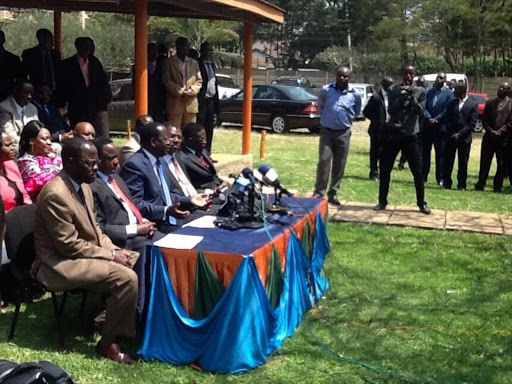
1 223 511 383
2 128 508 383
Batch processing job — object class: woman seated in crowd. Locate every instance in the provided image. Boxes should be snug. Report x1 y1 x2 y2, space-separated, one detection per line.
0 130 32 213
18 121 62 201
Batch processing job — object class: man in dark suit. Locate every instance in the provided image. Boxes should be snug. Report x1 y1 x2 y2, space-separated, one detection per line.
422 72 454 185
176 122 223 192
0 30 21 102
32 83 72 144
374 64 430 214
363 77 393 180
197 42 219 153
91 137 158 317
57 37 112 133
475 83 512 192
144 43 166 122
119 122 209 233
22 29 60 93
443 83 478 190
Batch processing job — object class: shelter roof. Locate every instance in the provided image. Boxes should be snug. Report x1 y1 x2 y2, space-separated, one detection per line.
0 0 284 24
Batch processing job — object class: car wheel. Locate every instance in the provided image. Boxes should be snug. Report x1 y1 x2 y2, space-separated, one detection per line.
270 114 288 134
474 118 484 133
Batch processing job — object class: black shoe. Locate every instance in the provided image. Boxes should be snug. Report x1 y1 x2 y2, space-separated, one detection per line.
474 184 484 191
398 163 405 170
457 186 466 191
493 187 502 193
328 196 342 206
418 202 431 215
373 202 387 211
443 184 452 190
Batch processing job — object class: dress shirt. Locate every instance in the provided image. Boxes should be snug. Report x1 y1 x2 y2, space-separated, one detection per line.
77 55 90 88
142 148 174 222
97 171 138 236
317 83 362 130
163 154 197 197
148 60 156 75
382 89 390 121
12 98 25 122
204 61 216 98
458 95 468 111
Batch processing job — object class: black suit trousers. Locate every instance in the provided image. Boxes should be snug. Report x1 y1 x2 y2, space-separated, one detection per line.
369 132 382 178
477 133 507 190
379 134 425 205
198 97 216 153
444 138 471 189
421 123 447 183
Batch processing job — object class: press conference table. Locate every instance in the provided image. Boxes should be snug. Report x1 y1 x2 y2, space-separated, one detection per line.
138 197 330 373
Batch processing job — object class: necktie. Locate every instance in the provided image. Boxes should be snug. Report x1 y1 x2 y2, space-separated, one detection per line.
173 157 197 197
43 104 51 119
156 159 177 225
20 108 25 125
108 176 144 224
198 153 210 169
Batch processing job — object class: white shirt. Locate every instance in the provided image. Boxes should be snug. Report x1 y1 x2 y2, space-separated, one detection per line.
163 154 190 197
12 97 25 122
458 95 468 111
381 89 390 121
97 171 138 236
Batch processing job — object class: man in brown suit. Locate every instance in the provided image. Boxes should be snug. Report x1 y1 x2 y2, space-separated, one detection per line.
162 37 202 127
475 82 512 192
31 138 139 364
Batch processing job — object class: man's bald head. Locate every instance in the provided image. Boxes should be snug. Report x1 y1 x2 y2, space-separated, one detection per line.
74 122 96 141
135 115 154 134
498 82 511 99
335 66 351 90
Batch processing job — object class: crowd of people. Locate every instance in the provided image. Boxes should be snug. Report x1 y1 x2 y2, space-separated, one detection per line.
314 64 512 215
0 30 225 363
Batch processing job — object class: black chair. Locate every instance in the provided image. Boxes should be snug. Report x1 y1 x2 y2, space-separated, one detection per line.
5 204 88 346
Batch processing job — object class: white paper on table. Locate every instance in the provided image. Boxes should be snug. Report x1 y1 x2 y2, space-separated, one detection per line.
182 215 217 229
153 234 204 250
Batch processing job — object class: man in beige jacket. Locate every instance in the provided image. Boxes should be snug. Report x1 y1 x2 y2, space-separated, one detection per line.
162 37 202 127
31 137 139 364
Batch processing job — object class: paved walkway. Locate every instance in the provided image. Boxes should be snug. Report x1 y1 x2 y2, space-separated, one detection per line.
327 201 512 236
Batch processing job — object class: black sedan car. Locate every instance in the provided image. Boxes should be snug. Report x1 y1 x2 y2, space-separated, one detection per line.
218 85 321 134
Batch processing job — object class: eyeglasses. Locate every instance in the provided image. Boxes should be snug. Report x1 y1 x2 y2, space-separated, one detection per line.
77 159 97 168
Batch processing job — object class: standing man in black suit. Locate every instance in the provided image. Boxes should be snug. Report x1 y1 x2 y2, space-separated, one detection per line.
443 83 478 190
363 77 393 181
57 37 112 134
91 137 157 318
197 42 219 153
22 29 60 94
119 122 209 233
147 43 166 122
0 30 21 102
374 64 430 214
475 83 512 192
176 122 224 192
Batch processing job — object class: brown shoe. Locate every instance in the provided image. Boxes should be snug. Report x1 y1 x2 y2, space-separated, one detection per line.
97 342 135 364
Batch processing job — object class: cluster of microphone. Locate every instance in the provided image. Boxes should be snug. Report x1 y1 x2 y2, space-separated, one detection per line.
230 164 293 197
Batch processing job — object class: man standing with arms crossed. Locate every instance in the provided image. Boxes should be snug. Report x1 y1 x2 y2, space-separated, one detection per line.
312 66 361 205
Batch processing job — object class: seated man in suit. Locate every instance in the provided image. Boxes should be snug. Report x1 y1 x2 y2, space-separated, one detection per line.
443 83 478 190
119 122 209 233
74 122 96 142
31 137 138 363
0 78 39 152
119 114 153 165
176 122 223 192
91 137 158 318
32 82 72 144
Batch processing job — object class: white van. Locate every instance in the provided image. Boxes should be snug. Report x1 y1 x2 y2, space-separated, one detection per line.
414 73 468 89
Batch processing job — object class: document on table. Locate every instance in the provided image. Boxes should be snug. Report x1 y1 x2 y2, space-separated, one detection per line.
182 215 217 229
154 234 204 250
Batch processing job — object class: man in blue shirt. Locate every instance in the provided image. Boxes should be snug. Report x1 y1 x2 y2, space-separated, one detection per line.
422 72 454 186
312 66 361 205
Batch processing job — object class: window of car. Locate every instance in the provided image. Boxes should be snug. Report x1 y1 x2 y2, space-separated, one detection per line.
283 86 316 101
469 94 486 104
254 86 288 100
234 87 257 101
272 78 298 87
216 76 237 89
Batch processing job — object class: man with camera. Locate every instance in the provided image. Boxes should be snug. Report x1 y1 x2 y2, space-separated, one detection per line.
374 64 430 214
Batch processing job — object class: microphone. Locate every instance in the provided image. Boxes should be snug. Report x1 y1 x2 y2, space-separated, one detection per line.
242 167 256 186
257 164 293 196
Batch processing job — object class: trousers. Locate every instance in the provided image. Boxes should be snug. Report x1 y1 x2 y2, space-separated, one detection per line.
198 97 216 153
476 133 507 190
444 138 471 189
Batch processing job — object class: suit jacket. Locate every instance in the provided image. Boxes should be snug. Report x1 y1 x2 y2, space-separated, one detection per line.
91 174 144 249
0 50 21 102
119 149 192 225
388 84 426 137
176 147 222 191
31 171 137 291
445 97 478 144
482 97 512 137
57 55 112 126
32 101 70 142
197 59 219 111
162 55 202 115
120 133 141 165
424 86 454 133
363 89 387 137
0 97 39 151
21 46 60 88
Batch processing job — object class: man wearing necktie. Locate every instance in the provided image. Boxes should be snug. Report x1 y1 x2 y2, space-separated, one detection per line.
119 122 209 234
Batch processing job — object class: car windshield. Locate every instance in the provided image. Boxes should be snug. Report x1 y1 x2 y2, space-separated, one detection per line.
352 86 365 95
469 95 486 103
273 78 298 86
283 86 317 101
217 76 237 88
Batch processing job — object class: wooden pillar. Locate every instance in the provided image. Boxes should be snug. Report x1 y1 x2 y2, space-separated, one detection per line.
53 11 62 54
134 0 148 118
242 22 254 155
